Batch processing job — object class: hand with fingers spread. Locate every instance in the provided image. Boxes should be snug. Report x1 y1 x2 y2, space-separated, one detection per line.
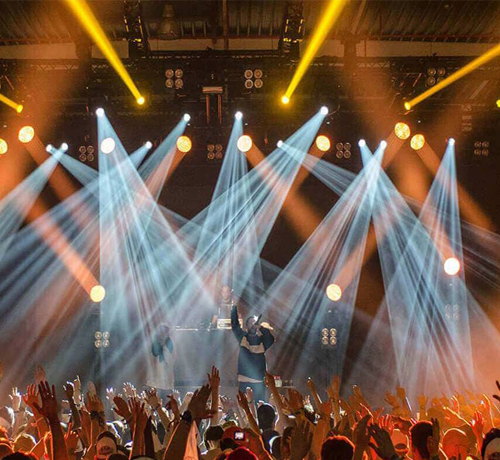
369 423 398 460
65 423 79 456
123 382 137 399
264 372 277 391
166 394 180 420
187 384 214 421
23 384 40 415
353 414 372 460
207 366 220 391
34 381 59 423
10 387 22 411
290 420 314 460
105 387 116 403
63 382 74 401
237 390 252 414
470 410 484 443
87 381 97 397
113 395 132 422
85 392 104 414
145 388 162 411
286 388 305 414
385 392 400 410
130 398 148 431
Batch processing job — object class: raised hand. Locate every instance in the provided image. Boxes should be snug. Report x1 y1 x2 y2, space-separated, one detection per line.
85 392 104 413
73 376 82 404
290 420 314 460
246 386 254 404
470 411 484 440
187 384 214 421
353 414 372 451
264 372 277 390
286 388 305 413
113 395 132 421
237 390 251 414
384 392 400 409
418 394 428 409
130 398 148 430
35 365 47 384
23 384 40 413
166 394 180 419
106 387 116 404
123 382 137 399
369 424 397 460
65 423 79 455
87 381 97 397
10 387 22 411
427 418 440 458
145 388 162 410
207 366 220 390
63 382 74 401
34 381 59 422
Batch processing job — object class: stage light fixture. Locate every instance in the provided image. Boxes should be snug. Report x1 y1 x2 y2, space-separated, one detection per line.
137 96 145 105
174 79 184 89
100 137 116 154
380 140 387 149
254 69 263 79
326 283 342 301
0 138 8 155
315 135 331 152
175 69 183 79
235 111 243 120
254 79 264 89
281 95 290 105
449 138 455 146
358 139 366 147
277 140 283 148
320 106 328 115
244 79 254 89
496 100 500 108
145 141 153 149
87 153 95 161
45 144 53 153
87 146 95 154
165 79 174 88
183 113 191 122
394 122 411 140
18 126 35 144
410 134 425 151
404 101 411 110
176 135 192 153
444 257 461 276
90 285 106 303
237 135 253 153
96 108 104 117
61 143 69 152
165 69 174 79
244 69 254 79
16 105 23 114
79 153 87 162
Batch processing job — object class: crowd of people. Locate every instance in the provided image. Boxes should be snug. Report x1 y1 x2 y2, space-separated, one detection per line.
0 362 500 460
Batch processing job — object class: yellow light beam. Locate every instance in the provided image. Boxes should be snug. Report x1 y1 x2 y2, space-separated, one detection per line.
283 0 347 101
406 41 500 109
65 0 144 104
0 93 23 113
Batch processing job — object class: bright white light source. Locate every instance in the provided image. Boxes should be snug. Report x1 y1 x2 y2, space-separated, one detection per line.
320 106 329 116
358 139 366 148
46 144 53 153
444 257 461 276
237 135 253 153
145 141 153 149
277 140 283 148
96 108 104 117
100 137 116 154
449 138 455 145
235 111 243 120
61 143 69 152
183 113 191 122
90 285 106 303
380 140 387 149
326 284 342 301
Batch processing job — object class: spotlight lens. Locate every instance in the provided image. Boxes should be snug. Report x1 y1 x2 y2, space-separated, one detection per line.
145 141 153 149
235 111 243 120
100 137 116 154
315 135 331 152
358 139 366 147
444 257 461 276
61 142 69 152
410 134 426 151
404 101 411 111
96 108 104 117
18 126 35 144
496 100 500 108
448 138 455 145
0 139 8 155
320 106 328 115
394 122 411 140
16 105 23 114
237 135 253 153
176 135 192 153
277 140 283 148
183 113 191 122
46 144 53 153
326 284 342 301
380 140 387 149
90 285 106 303
281 95 290 105
137 96 145 105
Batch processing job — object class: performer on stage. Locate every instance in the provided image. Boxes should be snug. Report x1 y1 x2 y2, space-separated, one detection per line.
146 323 175 396
231 305 275 403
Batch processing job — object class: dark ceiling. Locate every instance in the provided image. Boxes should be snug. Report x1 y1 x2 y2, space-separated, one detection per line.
0 0 499 46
